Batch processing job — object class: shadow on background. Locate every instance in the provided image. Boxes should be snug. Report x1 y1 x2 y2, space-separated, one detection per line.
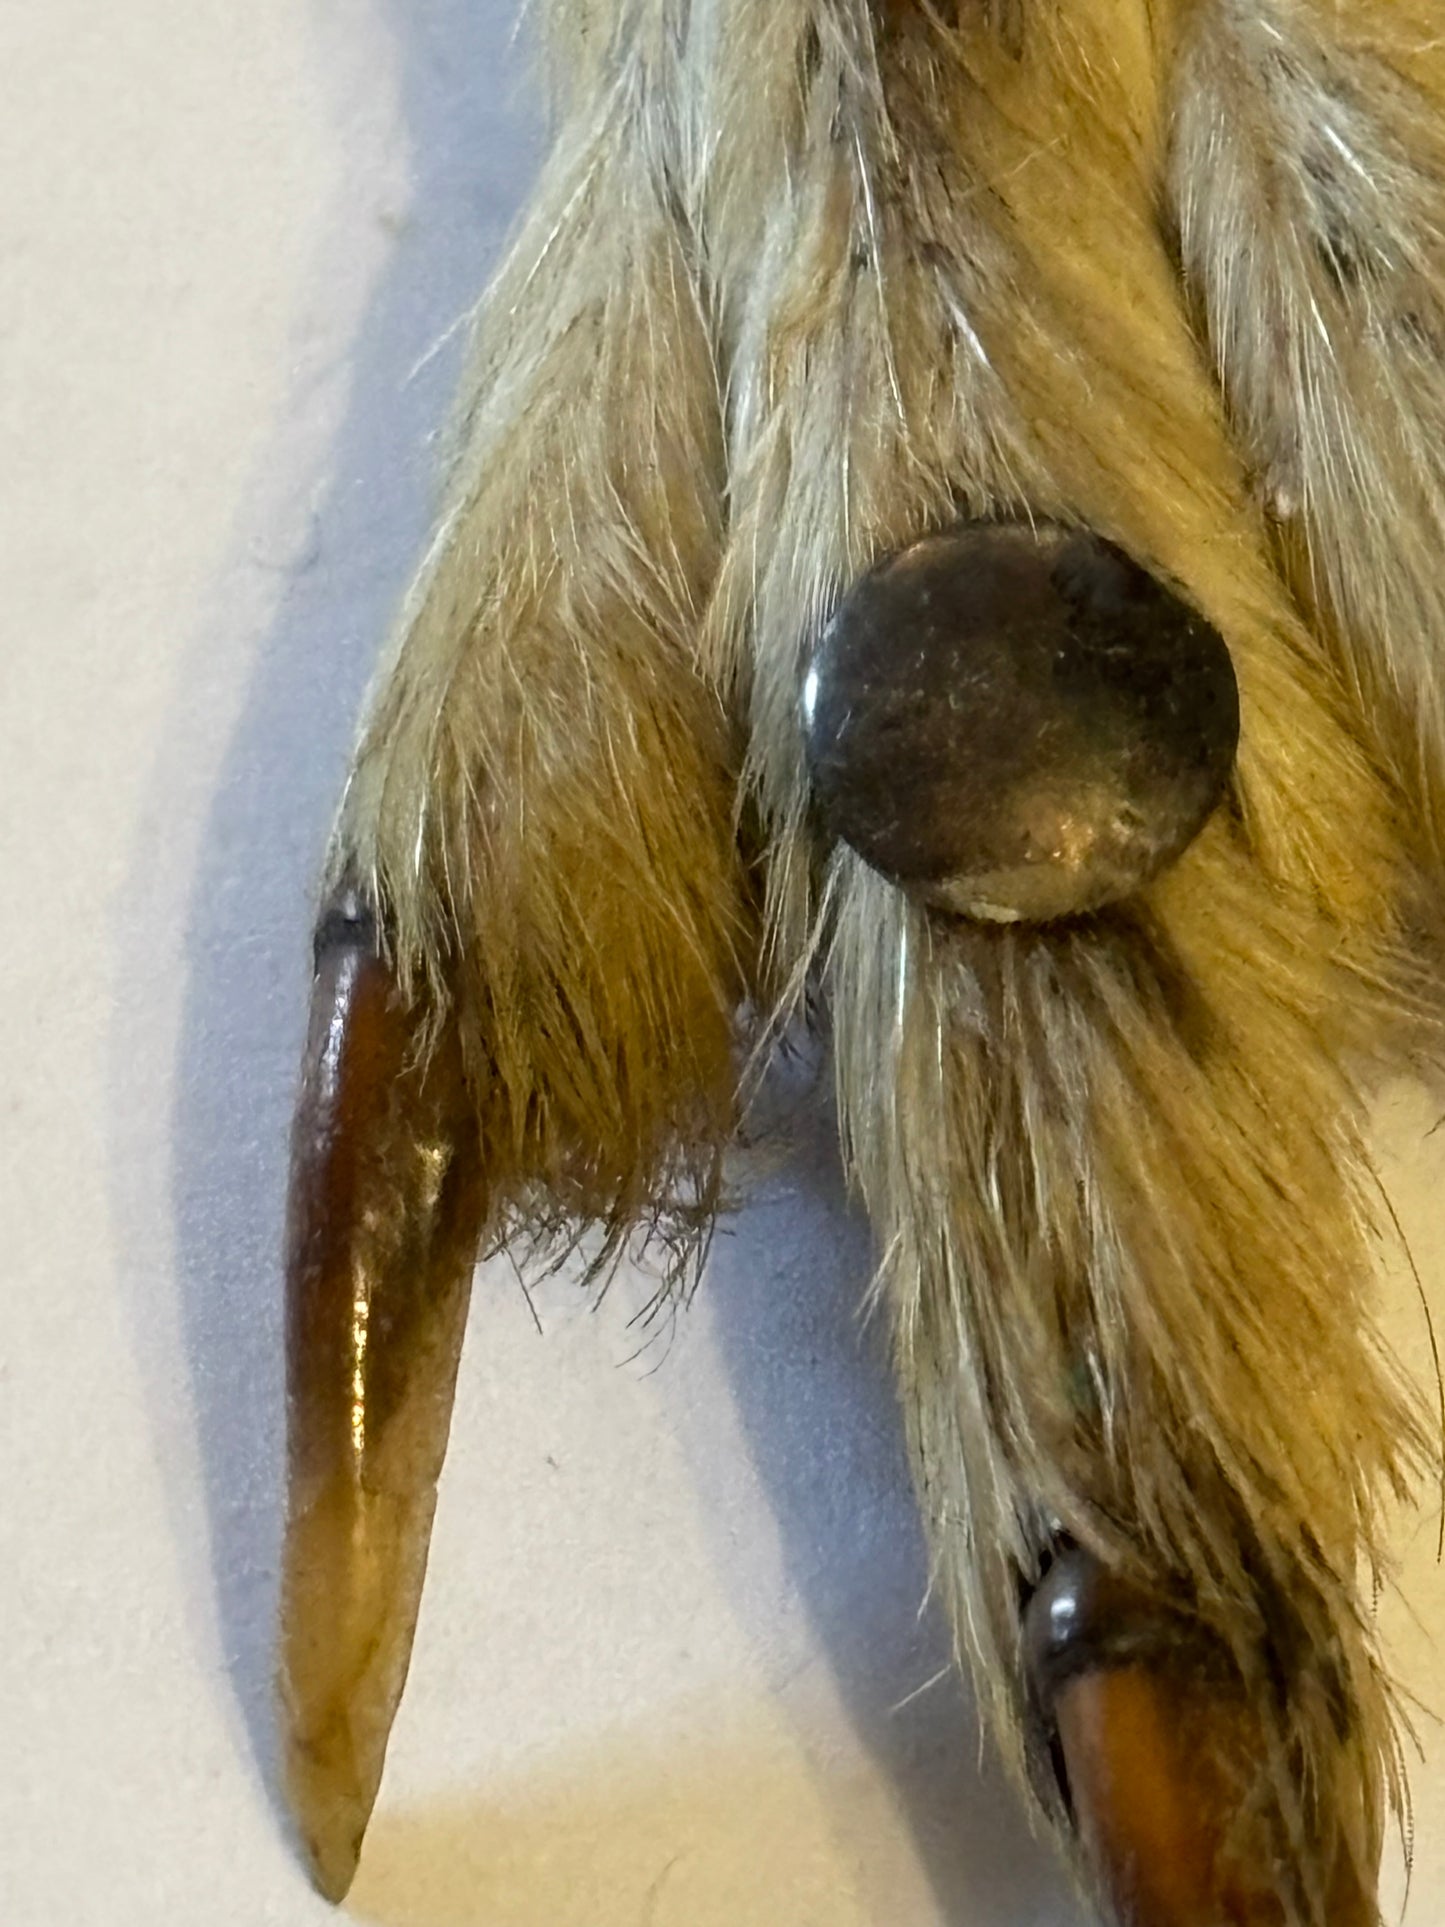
693 1086 1069 1925
120 0 540 1831
350 1698 1008 1927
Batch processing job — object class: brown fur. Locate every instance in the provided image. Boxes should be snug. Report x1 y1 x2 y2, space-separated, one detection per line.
327 3 1445 1916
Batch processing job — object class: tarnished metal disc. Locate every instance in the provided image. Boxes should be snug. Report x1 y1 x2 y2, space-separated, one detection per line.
801 524 1240 922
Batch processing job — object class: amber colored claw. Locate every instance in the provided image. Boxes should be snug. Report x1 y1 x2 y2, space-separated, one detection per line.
1026 1549 1375 1927
1051 1669 1373 1927
279 892 487 1901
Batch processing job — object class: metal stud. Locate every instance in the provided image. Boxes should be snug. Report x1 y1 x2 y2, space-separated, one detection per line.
802 523 1240 922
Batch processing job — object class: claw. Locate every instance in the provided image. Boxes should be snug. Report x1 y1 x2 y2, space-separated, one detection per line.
279 891 487 1901
1025 1549 1375 1927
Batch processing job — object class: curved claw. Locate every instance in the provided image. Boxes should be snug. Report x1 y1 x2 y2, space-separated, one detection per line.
1025 1549 1375 1927
279 892 487 1901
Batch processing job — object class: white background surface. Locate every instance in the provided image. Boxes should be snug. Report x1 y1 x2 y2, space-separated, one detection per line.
3 4 1445 1923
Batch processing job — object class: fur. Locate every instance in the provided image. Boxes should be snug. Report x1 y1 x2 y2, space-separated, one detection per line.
329 3 1445 1916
